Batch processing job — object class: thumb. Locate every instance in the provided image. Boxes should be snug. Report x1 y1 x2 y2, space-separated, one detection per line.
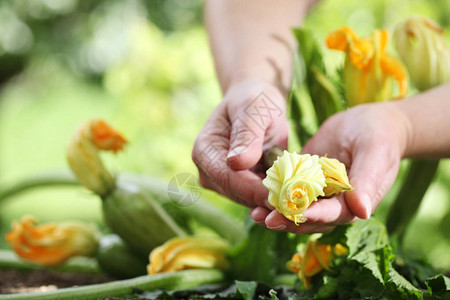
226 114 266 170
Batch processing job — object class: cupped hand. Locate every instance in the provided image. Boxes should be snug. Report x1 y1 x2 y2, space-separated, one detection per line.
251 102 411 234
192 80 288 208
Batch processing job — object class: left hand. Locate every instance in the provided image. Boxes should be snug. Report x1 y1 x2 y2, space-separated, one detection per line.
250 101 410 234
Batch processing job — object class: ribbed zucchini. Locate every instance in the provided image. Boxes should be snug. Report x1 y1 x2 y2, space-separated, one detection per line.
101 182 186 258
96 234 148 279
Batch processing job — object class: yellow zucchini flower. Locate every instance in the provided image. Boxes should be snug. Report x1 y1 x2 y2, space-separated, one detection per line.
262 151 326 225
394 16 450 91
5 216 99 267
147 237 230 275
319 157 353 197
67 119 127 196
326 27 408 107
287 239 347 290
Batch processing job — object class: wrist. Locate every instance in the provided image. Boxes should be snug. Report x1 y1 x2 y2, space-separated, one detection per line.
386 100 414 159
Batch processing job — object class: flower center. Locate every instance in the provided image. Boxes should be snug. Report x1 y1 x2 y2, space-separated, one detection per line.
290 185 309 212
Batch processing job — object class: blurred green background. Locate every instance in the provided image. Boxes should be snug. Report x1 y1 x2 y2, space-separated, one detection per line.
0 0 449 271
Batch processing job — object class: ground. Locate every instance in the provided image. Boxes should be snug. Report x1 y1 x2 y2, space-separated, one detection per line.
0 269 113 294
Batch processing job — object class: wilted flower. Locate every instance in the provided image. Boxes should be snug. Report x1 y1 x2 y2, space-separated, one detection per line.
5 216 99 266
263 151 326 225
67 119 127 196
147 237 230 275
319 157 353 197
287 239 347 289
394 16 450 91
326 27 408 107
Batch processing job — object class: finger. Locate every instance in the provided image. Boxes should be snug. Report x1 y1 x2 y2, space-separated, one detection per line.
345 139 399 219
265 210 335 234
303 196 358 224
193 130 271 209
250 207 268 225
250 206 271 223
226 115 265 170
226 92 286 170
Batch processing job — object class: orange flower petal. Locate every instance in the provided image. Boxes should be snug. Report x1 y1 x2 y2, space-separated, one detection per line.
90 119 127 153
349 38 374 69
381 54 408 99
302 241 323 277
5 216 98 266
286 253 303 273
326 27 359 51
312 241 332 270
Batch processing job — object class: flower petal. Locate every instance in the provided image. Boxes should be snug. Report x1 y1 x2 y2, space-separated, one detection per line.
326 27 358 51
380 54 408 99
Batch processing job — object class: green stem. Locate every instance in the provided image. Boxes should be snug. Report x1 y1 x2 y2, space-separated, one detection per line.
0 269 225 300
0 171 245 245
386 159 440 242
0 250 100 273
0 171 78 203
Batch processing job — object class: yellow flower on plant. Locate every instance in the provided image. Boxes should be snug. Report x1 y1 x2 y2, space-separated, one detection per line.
147 237 229 275
287 239 347 290
394 16 450 91
326 27 408 107
319 157 353 197
262 151 326 225
5 216 99 267
67 119 127 196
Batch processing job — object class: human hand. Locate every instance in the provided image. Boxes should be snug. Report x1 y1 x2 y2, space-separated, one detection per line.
251 102 411 233
192 80 288 208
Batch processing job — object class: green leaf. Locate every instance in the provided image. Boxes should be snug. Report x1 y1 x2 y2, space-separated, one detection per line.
314 275 338 299
351 251 384 284
318 224 349 246
425 274 450 297
228 222 305 284
386 268 423 300
292 28 344 126
236 281 258 300
346 219 389 257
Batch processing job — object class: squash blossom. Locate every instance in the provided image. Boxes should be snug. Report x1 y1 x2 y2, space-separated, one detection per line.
287 239 347 289
319 157 352 197
262 151 352 224
326 27 408 107
5 216 99 267
147 237 229 275
67 119 127 197
394 17 450 91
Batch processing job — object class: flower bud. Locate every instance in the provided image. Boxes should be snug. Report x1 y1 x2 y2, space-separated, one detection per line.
319 157 353 197
67 119 127 196
147 237 229 274
262 151 326 224
326 27 408 106
5 216 99 266
394 16 450 91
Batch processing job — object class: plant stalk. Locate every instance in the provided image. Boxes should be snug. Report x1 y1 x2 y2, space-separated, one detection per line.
386 159 440 242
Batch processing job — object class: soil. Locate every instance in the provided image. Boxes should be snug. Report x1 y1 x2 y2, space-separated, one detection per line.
0 269 114 294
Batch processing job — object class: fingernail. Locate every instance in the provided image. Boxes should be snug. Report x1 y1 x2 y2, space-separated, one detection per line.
267 224 287 231
364 195 372 219
227 145 248 159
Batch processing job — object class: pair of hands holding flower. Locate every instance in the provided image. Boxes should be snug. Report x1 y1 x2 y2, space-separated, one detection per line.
192 80 408 234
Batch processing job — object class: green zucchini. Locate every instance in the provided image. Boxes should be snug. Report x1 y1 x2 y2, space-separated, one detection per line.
101 181 186 258
96 234 147 279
